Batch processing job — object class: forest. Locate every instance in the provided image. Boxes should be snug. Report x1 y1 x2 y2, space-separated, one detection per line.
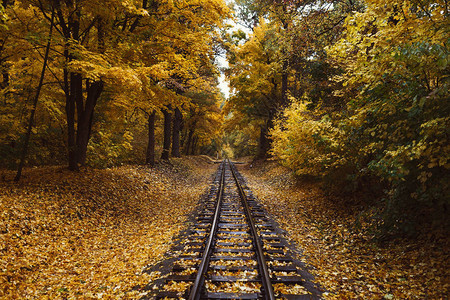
0 0 229 174
0 0 448 298
224 0 448 236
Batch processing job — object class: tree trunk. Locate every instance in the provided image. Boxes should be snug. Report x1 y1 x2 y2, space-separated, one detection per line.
75 80 103 166
161 106 172 160
146 110 156 166
171 107 182 157
1 70 8 89
15 10 55 181
65 76 103 170
66 72 77 170
184 128 194 155
257 114 274 159
180 128 188 150
257 125 270 159
191 135 198 155
281 59 288 107
53 0 104 170
58 1 81 170
280 13 290 108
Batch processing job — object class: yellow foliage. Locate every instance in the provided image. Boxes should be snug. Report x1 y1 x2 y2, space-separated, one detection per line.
271 100 347 177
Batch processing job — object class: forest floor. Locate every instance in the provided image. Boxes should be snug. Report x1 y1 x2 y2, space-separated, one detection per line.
1 157 448 299
238 159 449 299
0 156 217 299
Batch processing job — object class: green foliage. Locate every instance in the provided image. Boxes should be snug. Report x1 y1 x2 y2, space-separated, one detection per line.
86 130 134 168
270 0 449 234
224 129 258 158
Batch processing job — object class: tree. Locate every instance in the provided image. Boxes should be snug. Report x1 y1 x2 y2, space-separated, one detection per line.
145 110 156 166
171 107 182 157
0 0 230 169
131 0 230 162
225 19 282 157
17 0 151 170
15 9 55 181
270 0 449 233
226 0 361 158
160 105 172 160
328 0 449 232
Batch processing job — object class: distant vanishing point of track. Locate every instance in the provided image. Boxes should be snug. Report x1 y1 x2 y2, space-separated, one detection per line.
147 160 321 299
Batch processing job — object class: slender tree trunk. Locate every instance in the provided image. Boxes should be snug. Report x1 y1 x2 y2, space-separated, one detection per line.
66 72 83 170
65 58 77 170
61 2 82 171
281 59 288 107
191 135 198 155
180 128 187 150
161 106 172 160
185 128 194 155
146 110 156 166
280 12 290 108
15 10 55 181
257 111 275 159
257 125 270 159
171 107 182 157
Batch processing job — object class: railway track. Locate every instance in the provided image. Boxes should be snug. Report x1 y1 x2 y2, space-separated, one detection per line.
149 160 319 299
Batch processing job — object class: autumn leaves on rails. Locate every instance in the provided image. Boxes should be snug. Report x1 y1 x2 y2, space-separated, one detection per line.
151 160 320 299
0 0 230 175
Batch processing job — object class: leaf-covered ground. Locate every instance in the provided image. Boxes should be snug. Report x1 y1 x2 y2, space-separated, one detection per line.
0 157 217 298
238 159 449 299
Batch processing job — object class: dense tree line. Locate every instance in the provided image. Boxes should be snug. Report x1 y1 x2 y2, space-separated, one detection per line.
225 0 449 235
0 0 229 176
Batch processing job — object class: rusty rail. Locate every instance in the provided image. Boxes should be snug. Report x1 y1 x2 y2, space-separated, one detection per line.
229 159 275 300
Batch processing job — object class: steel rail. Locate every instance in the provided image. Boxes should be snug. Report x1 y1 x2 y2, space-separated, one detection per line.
188 161 226 300
228 159 276 300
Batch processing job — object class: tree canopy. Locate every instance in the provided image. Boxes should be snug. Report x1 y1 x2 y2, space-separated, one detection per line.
224 0 449 234
0 0 230 172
